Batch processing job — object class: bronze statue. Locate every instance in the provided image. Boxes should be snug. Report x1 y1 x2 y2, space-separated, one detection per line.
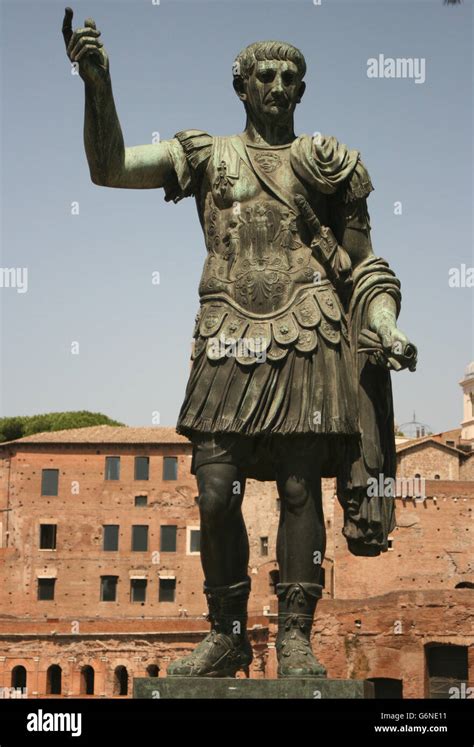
63 8 417 679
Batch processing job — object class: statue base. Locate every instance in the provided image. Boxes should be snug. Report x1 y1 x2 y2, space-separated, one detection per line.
133 677 374 699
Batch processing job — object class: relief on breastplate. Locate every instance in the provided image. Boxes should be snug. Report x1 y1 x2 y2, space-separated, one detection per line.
199 193 317 314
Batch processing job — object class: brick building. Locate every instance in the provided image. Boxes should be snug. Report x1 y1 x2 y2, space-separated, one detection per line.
0 364 473 699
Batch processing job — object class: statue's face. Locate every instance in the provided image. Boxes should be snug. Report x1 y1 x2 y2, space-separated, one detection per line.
241 60 304 121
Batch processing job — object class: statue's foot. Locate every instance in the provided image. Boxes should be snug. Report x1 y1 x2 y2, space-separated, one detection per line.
167 629 253 678
275 581 327 678
277 634 327 678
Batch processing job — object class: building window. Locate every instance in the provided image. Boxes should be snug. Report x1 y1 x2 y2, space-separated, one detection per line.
434 474 440 480
100 575 118 602
103 525 119 551
135 456 150 481
39 524 57 550
159 578 176 602
11 665 27 689
132 525 148 552
146 664 159 677
260 537 269 556
415 473 421 479
105 456 120 481
163 457 178 481
41 469 59 496
367 678 403 699
37 578 55 601
269 569 280 594
80 666 94 695
114 666 128 696
135 495 148 507
425 644 468 698
189 528 200 554
160 525 177 552
387 537 394 550
46 665 62 695
131 579 147 602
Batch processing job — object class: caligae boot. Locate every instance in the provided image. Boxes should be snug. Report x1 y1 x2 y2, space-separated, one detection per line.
276 581 327 678
166 576 253 677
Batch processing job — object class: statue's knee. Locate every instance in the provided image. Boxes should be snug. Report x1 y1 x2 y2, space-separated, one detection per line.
281 476 310 511
197 474 235 526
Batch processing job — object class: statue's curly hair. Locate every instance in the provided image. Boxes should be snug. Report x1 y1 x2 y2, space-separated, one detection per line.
232 41 306 81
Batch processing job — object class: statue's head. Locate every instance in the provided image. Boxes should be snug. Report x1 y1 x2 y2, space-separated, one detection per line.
232 41 306 123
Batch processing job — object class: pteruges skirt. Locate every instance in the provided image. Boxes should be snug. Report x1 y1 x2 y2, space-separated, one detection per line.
176 331 362 481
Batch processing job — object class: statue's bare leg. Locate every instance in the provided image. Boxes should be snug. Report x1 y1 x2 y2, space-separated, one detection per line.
167 460 253 676
276 450 325 583
197 462 249 586
274 443 327 677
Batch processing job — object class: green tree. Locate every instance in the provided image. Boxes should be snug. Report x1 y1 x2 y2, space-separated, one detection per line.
0 411 124 443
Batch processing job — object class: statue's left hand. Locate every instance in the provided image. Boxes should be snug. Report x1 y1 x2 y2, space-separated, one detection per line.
367 321 418 372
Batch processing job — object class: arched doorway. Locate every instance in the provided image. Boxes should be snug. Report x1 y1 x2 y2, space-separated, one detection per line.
46 664 62 695
113 666 128 696
11 665 27 689
80 665 95 695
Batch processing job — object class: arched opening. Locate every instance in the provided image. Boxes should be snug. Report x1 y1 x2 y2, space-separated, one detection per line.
146 664 159 677
269 569 280 595
80 665 95 695
367 678 403 699
46 664 62 695
113 666 128 696
11 665 27 689
425 644 468 698
455 582 474 589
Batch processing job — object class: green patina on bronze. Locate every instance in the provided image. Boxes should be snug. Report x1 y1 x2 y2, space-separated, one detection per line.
63 9 417 681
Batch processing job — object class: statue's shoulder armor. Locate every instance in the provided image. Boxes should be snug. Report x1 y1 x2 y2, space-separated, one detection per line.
173 131 248 194
291 133 373 202
174 129 213 179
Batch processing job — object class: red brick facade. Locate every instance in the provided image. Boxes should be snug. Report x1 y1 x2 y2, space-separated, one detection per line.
0 426 472 698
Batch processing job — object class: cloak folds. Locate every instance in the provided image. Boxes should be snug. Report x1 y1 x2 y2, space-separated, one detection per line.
337 256 401 556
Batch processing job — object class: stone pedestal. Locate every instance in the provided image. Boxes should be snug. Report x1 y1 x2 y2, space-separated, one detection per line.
133 677 374 699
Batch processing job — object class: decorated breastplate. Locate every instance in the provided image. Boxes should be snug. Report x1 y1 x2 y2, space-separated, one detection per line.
199 194 318 312
192 137 348 364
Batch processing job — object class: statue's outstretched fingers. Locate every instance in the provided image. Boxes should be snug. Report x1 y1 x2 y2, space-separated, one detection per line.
62 7 73 51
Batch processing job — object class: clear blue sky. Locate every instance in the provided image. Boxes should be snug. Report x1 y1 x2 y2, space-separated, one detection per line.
1 0 472 434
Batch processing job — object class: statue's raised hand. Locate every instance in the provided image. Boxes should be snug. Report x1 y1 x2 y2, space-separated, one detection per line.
62 7 109 86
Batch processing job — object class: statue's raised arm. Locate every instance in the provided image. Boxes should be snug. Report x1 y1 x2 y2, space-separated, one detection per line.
62 7 175 189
